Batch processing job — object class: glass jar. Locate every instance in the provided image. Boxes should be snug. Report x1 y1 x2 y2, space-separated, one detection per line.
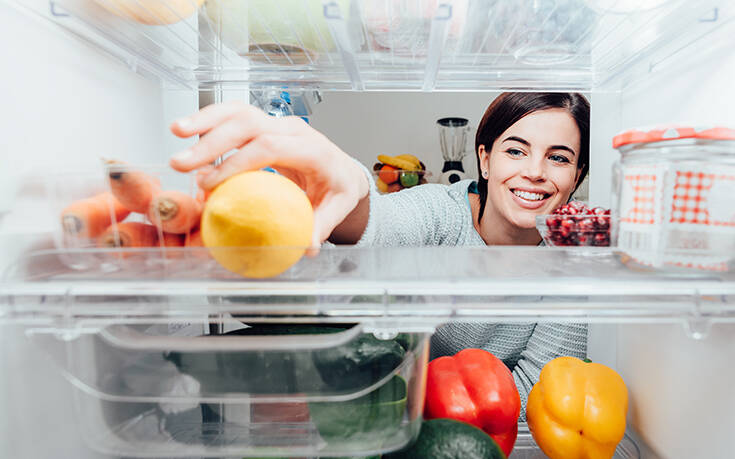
612 125 735 271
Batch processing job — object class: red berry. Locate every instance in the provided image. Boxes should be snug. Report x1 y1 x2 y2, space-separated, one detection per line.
593 232 609 246
555 203 572 215
578 218 596 233
595 216 610 230
592 207 606 216
551 233 565 245
569 201 587 211
546 215 562 229
560 218 576 236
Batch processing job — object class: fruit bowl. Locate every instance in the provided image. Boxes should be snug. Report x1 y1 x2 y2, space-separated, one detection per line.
536 202 611 247
372 154 430 193
372 169 432 193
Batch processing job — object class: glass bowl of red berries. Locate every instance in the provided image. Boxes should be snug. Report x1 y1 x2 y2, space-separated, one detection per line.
536 201 611 247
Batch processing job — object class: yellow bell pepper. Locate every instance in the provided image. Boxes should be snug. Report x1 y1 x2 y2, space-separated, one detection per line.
526 356 628 459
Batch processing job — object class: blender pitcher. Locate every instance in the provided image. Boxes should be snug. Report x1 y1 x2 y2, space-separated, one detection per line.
437 117 471 185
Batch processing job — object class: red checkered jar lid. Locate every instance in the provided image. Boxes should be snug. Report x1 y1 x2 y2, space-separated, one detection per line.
613 125 735 149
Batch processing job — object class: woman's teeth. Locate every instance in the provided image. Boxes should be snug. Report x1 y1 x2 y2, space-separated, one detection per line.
513 190 547 201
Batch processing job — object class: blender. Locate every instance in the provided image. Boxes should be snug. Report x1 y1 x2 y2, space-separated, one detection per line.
437 117 472 185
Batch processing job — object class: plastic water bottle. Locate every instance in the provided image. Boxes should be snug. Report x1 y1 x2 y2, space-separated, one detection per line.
265 90 294 118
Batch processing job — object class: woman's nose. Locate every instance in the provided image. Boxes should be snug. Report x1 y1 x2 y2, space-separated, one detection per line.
522 157 546 181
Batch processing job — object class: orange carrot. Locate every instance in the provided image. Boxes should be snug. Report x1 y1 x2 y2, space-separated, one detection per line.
159 231 186 259
106 160 161 213
185 229 203 247
147 190 202 234
184 229 210 260
61 192 130 238
161 232 185 247
98 222 158 249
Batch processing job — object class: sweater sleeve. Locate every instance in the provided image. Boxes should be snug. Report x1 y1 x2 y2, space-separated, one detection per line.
512 322 588 420
352 161 463 247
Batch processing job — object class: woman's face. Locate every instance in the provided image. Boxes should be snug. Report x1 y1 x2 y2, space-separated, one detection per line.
479 108 581 229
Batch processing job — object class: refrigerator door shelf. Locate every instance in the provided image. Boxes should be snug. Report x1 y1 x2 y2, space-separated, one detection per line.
24 0 731 91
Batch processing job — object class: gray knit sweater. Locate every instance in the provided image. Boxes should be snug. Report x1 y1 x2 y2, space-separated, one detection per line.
355 178 587 419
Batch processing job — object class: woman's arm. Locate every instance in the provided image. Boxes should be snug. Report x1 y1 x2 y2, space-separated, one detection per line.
328 162 461 246
328 193 370 244
169 101 461 248
341 170 466 247
512 323 588 420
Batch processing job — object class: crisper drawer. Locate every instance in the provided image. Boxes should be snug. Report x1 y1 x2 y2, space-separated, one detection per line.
28 321 429 458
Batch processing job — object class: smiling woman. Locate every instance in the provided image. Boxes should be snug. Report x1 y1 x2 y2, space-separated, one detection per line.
169 92 591 418
473 93 590 245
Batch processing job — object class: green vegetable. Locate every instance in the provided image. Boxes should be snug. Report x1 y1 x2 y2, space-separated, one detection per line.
309 375 407 445
384 419 506 459
312 331 406 391
164 342 306 393
395 333 416 352
165 324 407 394
221 323 407 392
164 324 344 394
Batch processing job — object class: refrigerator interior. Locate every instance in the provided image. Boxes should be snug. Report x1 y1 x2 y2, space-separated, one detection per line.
1 0 734 458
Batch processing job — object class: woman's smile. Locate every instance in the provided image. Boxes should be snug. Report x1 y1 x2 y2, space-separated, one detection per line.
509 187 553 209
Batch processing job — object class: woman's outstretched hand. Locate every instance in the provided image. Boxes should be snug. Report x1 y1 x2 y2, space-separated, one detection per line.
169 101 370 247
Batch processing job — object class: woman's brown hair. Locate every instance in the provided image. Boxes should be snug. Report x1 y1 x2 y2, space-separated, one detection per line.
474 92 590 219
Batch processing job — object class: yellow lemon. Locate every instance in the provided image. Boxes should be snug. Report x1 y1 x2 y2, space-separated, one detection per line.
201 171 314 279
95 0 205 25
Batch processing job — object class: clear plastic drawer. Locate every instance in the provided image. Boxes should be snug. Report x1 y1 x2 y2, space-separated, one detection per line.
28 321 429 457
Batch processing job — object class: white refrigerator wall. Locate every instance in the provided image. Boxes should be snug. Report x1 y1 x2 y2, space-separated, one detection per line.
590 26 735 459
0 3 194 458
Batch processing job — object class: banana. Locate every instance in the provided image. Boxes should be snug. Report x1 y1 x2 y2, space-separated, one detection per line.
377 154 421 171
395 154 422 169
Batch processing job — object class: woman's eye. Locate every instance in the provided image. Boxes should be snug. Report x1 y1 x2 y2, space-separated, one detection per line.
549 154 571 164
506 148 524 157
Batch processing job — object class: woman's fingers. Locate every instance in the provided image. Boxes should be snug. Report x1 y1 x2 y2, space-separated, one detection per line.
170 101 256 138
171 119 258 172
170 113 268 172
195 165 215 189
170 108 307 173
197 134 318 190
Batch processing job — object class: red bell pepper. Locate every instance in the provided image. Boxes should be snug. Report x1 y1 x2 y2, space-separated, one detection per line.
423 348 521 457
